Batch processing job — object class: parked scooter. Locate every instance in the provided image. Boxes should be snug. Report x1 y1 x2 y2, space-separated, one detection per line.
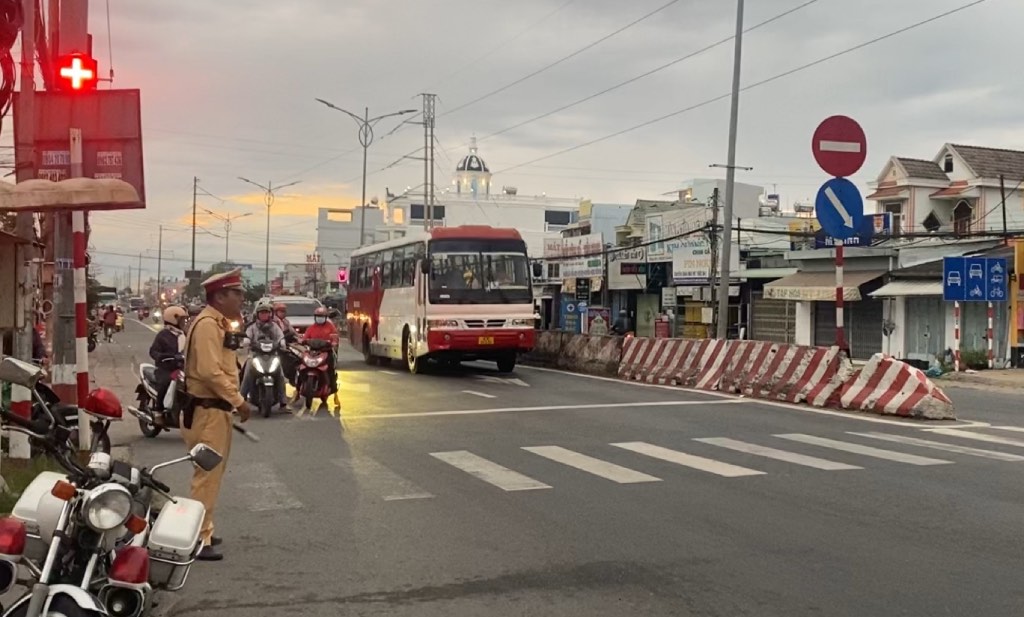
295 339 335 412
0 356 224 617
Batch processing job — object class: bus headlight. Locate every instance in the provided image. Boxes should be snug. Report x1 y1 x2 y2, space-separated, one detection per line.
82 484 133 531
507 318 533 327
428 319 459 328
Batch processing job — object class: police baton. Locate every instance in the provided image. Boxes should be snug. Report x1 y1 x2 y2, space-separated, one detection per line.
232 422 260 442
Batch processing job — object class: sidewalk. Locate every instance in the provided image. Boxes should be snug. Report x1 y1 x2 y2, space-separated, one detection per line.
88 335 150 460
937 368 1024 391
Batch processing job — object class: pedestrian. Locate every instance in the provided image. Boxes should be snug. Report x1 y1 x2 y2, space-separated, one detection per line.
182 268 253 561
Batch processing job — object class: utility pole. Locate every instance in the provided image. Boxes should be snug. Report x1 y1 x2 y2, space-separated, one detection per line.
202 208 252 263
238 177 302 289
136 252 141 296
707 188 720 338
1000 174 1008 236
422 93 437 230
715 0 745 340
156 225 162 305
191 176 197 271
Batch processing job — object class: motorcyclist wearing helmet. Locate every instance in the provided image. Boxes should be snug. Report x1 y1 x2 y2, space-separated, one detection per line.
241 301 288 408
149 305 187 411
273 302 298 342
300 306 340 395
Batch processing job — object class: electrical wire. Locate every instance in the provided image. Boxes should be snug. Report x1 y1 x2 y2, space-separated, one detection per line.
0 0 23 137
495 0 990 175
439 0 681 118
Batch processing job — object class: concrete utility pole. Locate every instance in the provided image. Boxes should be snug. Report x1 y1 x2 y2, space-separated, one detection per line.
707 188 720 338
237 177 301 289
202 208 252 263
156 225 162 304
314 99 417 246
715 0 745 340
422 93 437 230
136 252 141 294
191 176 197 271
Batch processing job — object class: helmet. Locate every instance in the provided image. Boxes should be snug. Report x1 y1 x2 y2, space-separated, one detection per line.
314 306 328 325
163 305 187 326
255 300 273 322
255 300 274 314
273 303 287 314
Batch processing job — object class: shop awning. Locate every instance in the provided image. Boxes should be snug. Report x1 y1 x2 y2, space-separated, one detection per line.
763 270 886 301
868 280 942 297
737 267 797 279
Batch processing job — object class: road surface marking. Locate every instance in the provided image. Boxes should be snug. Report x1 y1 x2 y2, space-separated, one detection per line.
430 451 551 491
237 462 304 511
611 442 764 477
474 375 529 387
848 432 1024 462
923 428 1024 448
695 437 862 471
774 434 952 466
462 390 496 399
990 425 1024 433
331 457 434 501
514 365 974 427
819 139 862 153
522 446 661 484
380 370 400 376
348 398 744 419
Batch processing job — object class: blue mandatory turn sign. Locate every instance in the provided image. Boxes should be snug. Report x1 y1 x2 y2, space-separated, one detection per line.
815 177 864 240
943 256 1008 302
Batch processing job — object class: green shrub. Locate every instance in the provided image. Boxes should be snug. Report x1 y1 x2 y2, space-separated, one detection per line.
959 348 990 370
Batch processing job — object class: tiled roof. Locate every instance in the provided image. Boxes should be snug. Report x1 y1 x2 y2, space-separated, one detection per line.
948 144 1024 180
866 187 907 200
896 158 948 181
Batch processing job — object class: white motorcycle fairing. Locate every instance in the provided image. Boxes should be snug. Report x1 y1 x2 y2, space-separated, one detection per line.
2 584 108 616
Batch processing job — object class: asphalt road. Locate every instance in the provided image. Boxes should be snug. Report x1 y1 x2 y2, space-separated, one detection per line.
101 320 1024 617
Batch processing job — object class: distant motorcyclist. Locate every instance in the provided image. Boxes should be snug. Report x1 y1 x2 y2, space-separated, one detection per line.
273 303 298 342
611 310 632 336
241 301 288 408
102 305 118 341
301 307 339 394
149 305 187 412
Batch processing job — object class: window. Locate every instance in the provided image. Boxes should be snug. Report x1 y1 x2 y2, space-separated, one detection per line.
410 204 446 220
546 262 560 280
392 207 405 224
381 262 392 289
545 210 572 226
943 154 954 173
953 200 973 236
882 202 903 235
922 212 942 233
326 210 352 223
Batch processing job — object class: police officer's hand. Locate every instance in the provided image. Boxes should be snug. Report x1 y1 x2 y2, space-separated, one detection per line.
237 401 254 423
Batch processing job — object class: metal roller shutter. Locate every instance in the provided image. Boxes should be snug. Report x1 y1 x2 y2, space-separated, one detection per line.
750 291 795 343
813 299 884 360
903 297 946 361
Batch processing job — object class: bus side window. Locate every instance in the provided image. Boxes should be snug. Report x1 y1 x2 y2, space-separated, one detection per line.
403 258 415 287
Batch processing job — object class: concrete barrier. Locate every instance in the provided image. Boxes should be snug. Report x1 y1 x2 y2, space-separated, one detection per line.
840 353 955 419
523 331 622 376
527 330 566 366
618 337 727 387
717 340 852 407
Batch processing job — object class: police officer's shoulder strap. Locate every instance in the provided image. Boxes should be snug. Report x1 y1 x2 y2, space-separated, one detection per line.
183 315 218 390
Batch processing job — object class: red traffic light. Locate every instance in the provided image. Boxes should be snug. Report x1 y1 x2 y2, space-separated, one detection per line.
337 267 348 284
56 53 98 91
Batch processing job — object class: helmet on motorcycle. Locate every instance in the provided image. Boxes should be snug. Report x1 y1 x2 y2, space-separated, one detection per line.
255 300 274 322
273 303 287 318
163 305 187 327
314 306 328 325
82 387 123 420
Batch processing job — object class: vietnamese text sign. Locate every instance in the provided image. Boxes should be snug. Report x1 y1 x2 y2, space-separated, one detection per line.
645 207 711 260
670 240 740 285
608 245 646 290
543 233 604 279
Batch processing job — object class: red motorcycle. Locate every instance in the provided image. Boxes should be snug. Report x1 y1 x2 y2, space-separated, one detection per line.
296 339 335 411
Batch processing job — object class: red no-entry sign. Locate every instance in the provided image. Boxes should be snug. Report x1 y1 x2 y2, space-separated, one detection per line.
812 115 866 178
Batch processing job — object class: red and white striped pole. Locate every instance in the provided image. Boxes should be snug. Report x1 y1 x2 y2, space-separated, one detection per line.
954 300 961 372
8 385 32 459
835 239 846 352
987 300 994 369
71 128 92 450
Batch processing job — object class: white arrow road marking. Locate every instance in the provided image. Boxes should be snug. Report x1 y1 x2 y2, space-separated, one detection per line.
819 140 862 153
462 390 496 399
824 186 854 227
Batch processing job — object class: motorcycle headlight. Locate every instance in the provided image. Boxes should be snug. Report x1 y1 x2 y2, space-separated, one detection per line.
269 357 281 373
252 358 264 373
303 357 319 367
82 484 133 531
260 343 274 353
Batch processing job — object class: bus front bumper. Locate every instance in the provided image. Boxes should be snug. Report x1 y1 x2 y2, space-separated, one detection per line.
426 328 535 355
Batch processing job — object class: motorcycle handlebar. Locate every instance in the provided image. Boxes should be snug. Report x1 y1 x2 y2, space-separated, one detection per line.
0 407 50 436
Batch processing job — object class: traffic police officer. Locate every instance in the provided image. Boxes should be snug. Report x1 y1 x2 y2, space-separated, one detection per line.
183 268 254 561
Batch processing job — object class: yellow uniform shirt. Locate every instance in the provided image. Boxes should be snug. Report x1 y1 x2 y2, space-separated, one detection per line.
184 306 245 409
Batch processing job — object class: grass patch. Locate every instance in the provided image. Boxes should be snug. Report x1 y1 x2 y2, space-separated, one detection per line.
0 456 68 515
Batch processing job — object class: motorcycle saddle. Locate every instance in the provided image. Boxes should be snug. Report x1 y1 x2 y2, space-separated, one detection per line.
142 365 158 384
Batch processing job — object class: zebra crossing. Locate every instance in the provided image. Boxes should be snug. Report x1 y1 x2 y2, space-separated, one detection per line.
232 426 1024 511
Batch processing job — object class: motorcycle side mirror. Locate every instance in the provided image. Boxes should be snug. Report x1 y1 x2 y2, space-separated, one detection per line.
189 444 224 472
0 357 44 389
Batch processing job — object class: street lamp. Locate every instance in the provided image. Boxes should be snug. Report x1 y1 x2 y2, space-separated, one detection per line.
202 207 253 263
314 99 418 247
237 177 302 290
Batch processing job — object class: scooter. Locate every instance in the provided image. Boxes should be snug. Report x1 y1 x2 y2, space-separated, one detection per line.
129 359 183 438
296 339 336 412
246 338 284 419
0 356 222 617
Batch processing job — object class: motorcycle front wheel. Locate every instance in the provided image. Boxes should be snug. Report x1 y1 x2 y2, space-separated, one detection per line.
136 400 162 438
260 386 273 418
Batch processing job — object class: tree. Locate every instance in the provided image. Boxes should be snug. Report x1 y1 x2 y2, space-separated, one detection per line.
244 283 266 304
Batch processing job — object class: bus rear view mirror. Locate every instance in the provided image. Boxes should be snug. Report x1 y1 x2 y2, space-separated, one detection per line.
532 263 543 278
420 260 431 275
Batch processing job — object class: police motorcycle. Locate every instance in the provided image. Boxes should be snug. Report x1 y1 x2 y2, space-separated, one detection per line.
128 357 184 439
243 336 285 419
0 357 223 617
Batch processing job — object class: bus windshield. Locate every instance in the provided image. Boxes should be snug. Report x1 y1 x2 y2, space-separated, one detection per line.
428 239 532 304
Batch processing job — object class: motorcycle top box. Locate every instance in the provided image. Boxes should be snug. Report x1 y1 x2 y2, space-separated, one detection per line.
146 497 205 591
10 471 69 563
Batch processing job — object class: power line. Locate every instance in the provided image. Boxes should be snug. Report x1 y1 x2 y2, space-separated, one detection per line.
476 0 820 144
495 0 990 175
439 0 681 118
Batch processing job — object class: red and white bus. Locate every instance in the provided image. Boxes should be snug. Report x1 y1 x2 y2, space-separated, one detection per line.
346 225 540 373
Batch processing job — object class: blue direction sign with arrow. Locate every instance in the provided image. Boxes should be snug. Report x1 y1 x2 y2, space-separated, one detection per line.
943 256 1008 302
814 177 864 240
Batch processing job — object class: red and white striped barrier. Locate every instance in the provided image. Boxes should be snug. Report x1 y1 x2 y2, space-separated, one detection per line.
618 337 727 387
716 340 850 407
840 353 954 419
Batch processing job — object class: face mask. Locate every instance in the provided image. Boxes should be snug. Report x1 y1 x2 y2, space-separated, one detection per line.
314 316 327 325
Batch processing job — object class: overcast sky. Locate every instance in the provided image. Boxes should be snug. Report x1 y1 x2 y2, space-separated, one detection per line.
64 0 1020 285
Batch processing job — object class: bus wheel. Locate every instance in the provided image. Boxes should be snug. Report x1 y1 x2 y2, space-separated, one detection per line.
362 327 378 366
496 354 516 373
404 328 422 374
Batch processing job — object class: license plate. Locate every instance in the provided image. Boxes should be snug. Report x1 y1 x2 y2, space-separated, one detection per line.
478 336 494 345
